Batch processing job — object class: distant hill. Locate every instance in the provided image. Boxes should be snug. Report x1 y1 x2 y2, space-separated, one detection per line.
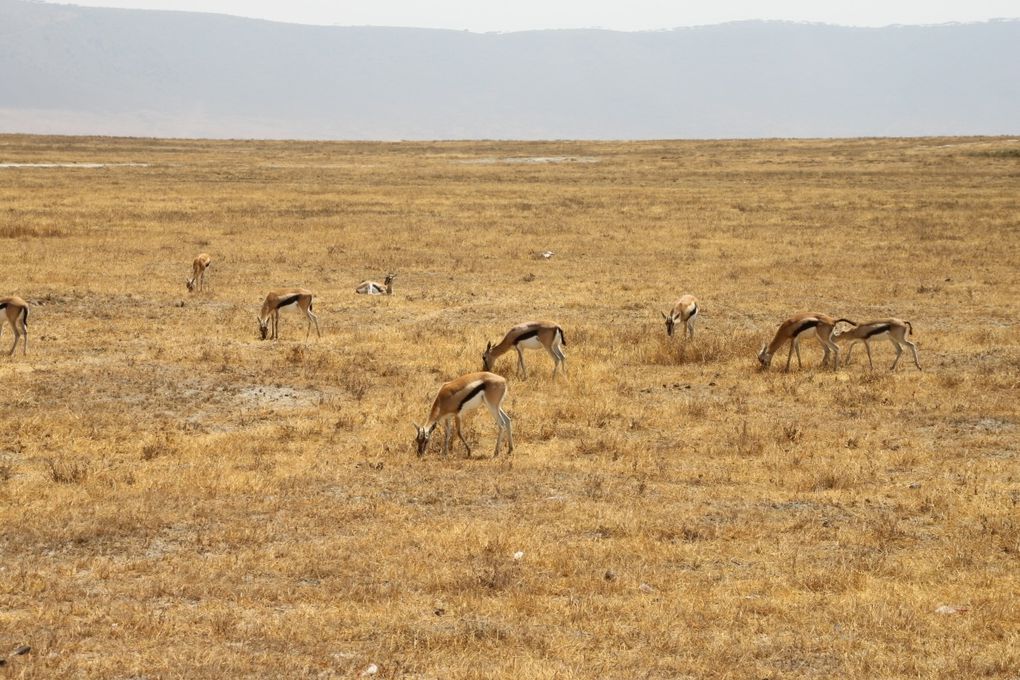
1 0 1018 139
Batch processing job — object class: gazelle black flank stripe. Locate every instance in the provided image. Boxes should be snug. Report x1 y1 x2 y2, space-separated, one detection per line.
458 382 486 410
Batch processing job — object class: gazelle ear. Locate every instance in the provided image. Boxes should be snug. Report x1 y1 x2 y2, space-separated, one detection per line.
485 341 492 351
661 311 668 320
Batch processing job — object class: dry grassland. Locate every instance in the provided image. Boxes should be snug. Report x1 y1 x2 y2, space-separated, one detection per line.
0 134 1018 678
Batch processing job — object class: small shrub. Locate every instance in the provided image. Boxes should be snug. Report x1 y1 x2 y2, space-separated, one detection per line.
583 473 606 500
0 224 67 239
0 457 13 483
732 420 765 457
45 458 89 484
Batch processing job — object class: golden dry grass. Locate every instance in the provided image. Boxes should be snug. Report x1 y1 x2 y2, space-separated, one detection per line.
0 134 1018 678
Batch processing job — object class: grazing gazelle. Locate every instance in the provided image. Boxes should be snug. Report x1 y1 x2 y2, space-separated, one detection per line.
0 296 29 356
257 288 321 340
414 371 513 458
757 312 856 371
186 253 212 292
355 273 395 296
482 321 567 379
835 318 921 371
661 294 699 339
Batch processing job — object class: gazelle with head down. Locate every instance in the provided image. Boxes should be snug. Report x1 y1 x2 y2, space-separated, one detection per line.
355 273 396 296
0 296 29 356
186 253 211 292
661 294 699 339
835 318 921 371
757 312 856 371
257 288 321 341
414 371 513 458
482 321 566 379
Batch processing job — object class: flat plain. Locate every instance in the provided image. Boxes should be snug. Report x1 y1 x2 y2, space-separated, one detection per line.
0 134 1018 678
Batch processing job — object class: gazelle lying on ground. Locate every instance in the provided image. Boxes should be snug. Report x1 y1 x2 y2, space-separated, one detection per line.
758 312 856 371
834 318 921 370
414 371 513 458
355 273 395 295
257 288 321 340
483 321 567 379
661 294 699 339
0 296 29 356
186 253 211 292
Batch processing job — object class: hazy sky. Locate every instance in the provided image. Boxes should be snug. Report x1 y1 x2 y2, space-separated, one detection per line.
44 0 1020 32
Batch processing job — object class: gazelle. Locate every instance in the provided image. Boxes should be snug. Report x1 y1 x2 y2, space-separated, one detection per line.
0 296 29 356
257 288 321 340
355 273 395 295
414 371 513 458
661 294 699 339
835 318 921 371
186 253 212 292
482 321 567 379
757 312 856 371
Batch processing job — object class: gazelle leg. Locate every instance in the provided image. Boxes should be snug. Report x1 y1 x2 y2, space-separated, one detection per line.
501 409 513 454
21 320 26 355
516 346 527 378
817 332 833 369
545 345 560 378
554 345 567 378
795 337 803 369
488 402 513 457
687 318 695 340
455 415 471 457
442 421 452 455
890 341 903 370
305 309 321 339
905 338 921 370
828 341 840 371
785 340 796 371
863 340 874 370
487 405 503 457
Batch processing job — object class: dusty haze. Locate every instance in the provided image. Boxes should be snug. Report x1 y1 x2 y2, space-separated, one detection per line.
1 0 1018 139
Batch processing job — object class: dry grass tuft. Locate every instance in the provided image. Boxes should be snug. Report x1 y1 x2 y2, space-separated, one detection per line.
43 457 89 484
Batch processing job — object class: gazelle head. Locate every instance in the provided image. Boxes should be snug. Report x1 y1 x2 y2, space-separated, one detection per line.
257 315 269 340
661 311 676 337
482 341 494 371
186 277 196 292
384 273 396 285
414 422 435 456
757 344 773 369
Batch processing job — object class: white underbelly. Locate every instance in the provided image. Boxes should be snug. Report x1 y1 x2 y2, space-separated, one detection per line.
460 392 485 412
518 337 544 350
